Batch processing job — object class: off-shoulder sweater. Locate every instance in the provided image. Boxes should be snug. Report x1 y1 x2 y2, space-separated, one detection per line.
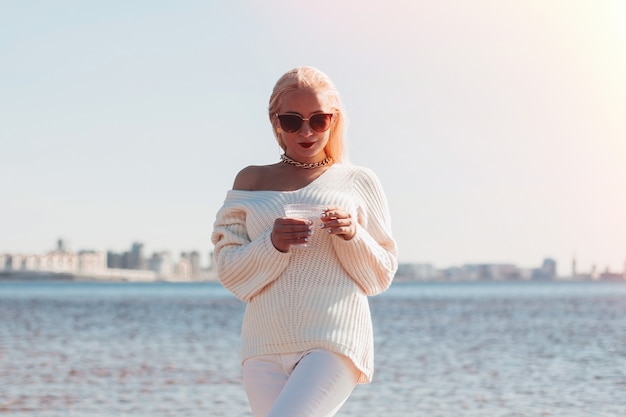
211 163 398 383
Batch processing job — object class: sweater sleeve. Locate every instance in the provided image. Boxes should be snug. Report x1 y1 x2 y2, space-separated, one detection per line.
332 168 398 295
211 203 291 302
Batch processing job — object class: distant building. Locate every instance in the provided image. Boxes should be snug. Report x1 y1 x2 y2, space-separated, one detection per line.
129 242 146 270
106 242 148 270
57 239 68 253
441 263 522 281
3 247 82 274
189 251 201 277
599 265 626 281
532 258 557 280
176 257 192 281
3 254 15 271
78 251 107 275
107 251 124 269
22 255 40 270
490 264 522 281
206 251 215 272
42 250 79 273
395 263 437 281
148 251 173 277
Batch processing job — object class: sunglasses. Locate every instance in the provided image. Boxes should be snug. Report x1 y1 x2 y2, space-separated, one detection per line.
276 113 333 133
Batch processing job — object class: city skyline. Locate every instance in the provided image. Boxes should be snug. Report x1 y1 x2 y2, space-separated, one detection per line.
2 237 625 280
0 238 211 281
2 1 625 274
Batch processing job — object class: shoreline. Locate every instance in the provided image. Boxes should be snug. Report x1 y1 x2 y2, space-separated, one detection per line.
1 270 623 285
0 270 218 283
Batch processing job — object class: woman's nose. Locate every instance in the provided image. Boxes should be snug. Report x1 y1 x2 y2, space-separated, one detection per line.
299 121 313 137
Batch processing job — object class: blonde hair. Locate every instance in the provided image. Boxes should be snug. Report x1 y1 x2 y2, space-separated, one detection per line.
268 66 348 163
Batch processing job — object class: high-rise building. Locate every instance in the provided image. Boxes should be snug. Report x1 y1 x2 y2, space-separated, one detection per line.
57 239 68 253
107 251 124 269
206 251 215 272
129 242 146 270
189 251 200 277
148 251 173 277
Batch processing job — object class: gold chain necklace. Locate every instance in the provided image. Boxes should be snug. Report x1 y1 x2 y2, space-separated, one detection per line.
280 154 332 169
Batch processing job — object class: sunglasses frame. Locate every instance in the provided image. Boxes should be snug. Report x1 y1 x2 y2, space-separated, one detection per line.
276 113 334 133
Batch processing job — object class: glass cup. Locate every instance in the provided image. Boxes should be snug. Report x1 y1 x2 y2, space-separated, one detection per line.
283 204 326 248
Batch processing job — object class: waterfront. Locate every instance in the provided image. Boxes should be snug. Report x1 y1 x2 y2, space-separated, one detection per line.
1 280 625 416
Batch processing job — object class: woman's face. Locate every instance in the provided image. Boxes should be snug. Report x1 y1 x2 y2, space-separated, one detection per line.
276 88 333 163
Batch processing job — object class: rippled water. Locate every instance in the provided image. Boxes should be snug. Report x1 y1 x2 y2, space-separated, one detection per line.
1 280 625 416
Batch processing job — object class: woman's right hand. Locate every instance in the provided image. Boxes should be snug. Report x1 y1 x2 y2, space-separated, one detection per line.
271 218 313 252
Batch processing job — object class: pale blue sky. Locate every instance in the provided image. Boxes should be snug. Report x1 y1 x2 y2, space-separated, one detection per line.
2 0 625 274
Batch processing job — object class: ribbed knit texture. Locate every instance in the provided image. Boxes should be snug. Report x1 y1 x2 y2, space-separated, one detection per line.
211 163 398 384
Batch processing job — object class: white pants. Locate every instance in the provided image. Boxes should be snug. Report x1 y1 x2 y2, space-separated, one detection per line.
242 349 359 417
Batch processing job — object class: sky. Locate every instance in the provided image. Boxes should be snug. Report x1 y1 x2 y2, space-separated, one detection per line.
1 0 625 275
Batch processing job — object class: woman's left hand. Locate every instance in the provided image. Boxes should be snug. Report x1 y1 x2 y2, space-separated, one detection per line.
320 206 356 241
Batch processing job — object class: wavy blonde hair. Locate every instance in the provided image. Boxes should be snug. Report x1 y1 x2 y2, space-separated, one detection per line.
268 66 348 163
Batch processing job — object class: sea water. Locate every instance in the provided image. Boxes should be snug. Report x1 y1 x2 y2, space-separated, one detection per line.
1 280 625 416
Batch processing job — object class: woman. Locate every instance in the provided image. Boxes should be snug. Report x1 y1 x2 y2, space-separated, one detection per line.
211 66 398 417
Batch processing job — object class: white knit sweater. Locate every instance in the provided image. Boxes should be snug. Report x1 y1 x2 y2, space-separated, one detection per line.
211 163 398 383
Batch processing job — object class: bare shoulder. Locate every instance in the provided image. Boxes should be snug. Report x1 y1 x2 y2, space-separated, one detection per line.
232 165 277 191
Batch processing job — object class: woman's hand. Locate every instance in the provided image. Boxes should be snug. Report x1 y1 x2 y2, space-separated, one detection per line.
271 218 313 252
321 206 356 241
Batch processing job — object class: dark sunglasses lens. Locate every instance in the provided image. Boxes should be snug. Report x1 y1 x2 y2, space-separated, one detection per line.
278 115 302 133
310 114 332 132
